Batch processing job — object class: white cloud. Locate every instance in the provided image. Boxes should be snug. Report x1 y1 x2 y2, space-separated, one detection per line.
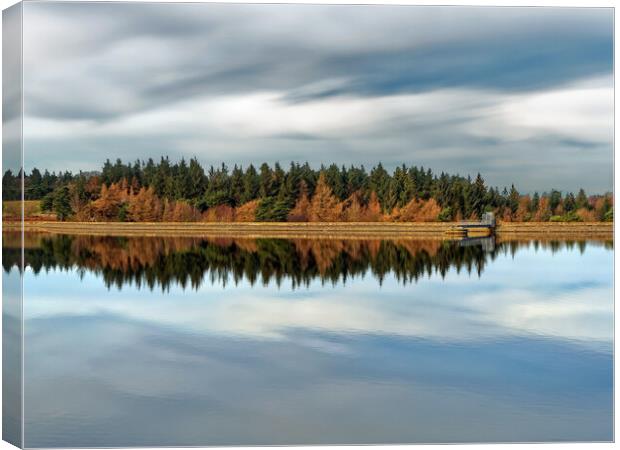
25 75 613 152
24 268 613 347
468 76 614 144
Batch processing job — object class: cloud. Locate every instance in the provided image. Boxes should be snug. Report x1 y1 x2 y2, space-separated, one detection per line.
20 2 613 192
24 74 613 192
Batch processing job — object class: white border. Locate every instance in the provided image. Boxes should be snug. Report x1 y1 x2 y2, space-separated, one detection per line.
0 2 615 450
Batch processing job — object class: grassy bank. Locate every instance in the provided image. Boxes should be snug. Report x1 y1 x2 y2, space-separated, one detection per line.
3 220 613 239
3 200 42 218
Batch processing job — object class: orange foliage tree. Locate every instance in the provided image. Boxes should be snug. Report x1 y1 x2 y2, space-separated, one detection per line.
390 198 441 222
91 183 127 220
533 196 552 221
288 181 311 222
308 174 342 222
128 187 162 222
203 205 235 222
361 191 383 221
514 195 532 222
235 200 259 222
341 192 364 222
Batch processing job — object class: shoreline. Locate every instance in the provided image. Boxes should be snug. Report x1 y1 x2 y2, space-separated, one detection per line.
2 221 613 240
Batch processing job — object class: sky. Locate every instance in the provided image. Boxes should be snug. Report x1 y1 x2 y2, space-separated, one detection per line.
16 3 614 193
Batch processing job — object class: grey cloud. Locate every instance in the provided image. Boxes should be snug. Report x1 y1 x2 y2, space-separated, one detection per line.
23 3 612 120
19 2 614 193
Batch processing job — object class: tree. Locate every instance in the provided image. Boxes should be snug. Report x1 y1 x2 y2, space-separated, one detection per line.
391 198 441 222
2 170 20 200
369 163 390 211
342 191 364 222
534 196 552 221
549 189 563 214
363 191 383 221
91 183 126 220
40 192 54 212
288 181 311 222
241 164 260 204
188 157 206 199
26 168 44 199
531 192 540 213
174 158 192 199
325 164 346 200
576 189 589 210
469 173 487 220
235 200 259 222
230 165 245 206
308 173 342 222
52 186 73 221
16 156 612 224
201 163 232 209
258 163 274 198
563 192 576 212
438 207 453 222
508 185 520 216
129 187 161 222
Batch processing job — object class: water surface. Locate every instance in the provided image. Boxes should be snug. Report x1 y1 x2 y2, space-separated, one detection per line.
4 233 613 446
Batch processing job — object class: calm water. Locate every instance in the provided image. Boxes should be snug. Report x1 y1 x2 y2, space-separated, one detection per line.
3 233 614 446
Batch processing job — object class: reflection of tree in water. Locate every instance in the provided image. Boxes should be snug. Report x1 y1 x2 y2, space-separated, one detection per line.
2 233 613 291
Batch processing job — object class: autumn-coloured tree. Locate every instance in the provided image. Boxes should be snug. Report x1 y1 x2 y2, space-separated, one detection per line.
534 196 552 222
235 200 259 222
308 174 342 222
391 198 441 222
342 191 364 222
362 191 383 222
85 175 102 200
128 187 162 222
173 201 200 222
417 199 441 222
91 182 126 220
576 207 597 222
14 158 613 223
288 181 311 222
203 205 235 222
592 194 613 221
514 195 532 221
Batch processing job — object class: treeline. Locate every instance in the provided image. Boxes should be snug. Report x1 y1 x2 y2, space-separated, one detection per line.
2 157 614 222
5 234 610 290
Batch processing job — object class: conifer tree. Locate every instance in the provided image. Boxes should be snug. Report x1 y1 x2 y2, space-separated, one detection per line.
52 186 73 221
309 173 342 222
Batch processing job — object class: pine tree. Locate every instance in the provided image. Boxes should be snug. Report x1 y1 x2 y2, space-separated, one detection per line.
508 184 520 215
563 192 576 212
52 186 73 221
576 188 589 210
549 189 563 214
174 158 191 199
369 163 390 211
469 173 487 220
187 157 206 199
241 164 260 204
531 192 540 213
230 165 245 206
258 163 273 198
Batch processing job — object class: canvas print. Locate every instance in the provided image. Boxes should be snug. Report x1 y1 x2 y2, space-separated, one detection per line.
2 2 614 447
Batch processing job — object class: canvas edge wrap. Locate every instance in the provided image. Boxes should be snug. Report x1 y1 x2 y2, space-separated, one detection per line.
2 2 24 448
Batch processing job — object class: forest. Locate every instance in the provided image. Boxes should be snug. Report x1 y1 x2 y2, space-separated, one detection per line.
4 233 610 290
2 157 614 223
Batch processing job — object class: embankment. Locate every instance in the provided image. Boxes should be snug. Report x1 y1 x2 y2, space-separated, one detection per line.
2 221 613 240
